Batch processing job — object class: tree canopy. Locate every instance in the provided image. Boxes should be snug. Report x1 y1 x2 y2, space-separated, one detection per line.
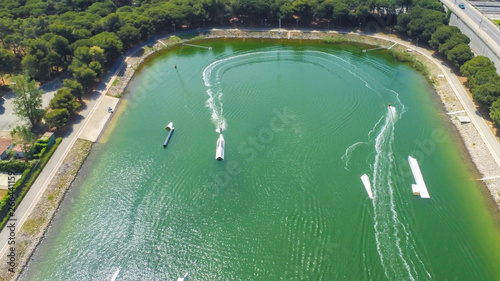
10 75 45 127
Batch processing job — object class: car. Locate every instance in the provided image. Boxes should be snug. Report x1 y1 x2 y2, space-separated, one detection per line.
459 4 465 9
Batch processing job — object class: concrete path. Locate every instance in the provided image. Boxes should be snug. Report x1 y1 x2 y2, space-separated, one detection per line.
79 96 119 142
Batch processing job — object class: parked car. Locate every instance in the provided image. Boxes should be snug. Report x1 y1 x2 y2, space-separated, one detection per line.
459 4 465 9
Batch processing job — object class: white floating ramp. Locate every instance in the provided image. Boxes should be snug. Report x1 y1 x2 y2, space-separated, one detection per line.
177 273 189 281
163 122 175 147
110 269 120 281
360 174 373 199
408 156 430 198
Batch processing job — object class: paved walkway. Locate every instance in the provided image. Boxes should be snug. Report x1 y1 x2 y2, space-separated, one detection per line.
79 96 119 142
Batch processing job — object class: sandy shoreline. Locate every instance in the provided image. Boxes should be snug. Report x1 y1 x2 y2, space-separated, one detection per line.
3 28 500 279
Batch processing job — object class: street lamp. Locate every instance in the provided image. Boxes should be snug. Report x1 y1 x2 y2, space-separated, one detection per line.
203 19 205 29
416 37 419 46
265 19 267 27
173 23 176 33
327 20 330 29
296 19 298 29
359 22 362 30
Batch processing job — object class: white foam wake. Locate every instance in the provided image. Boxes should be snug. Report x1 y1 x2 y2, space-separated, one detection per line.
202 49 384 133
369 104 430 280
202 51 280 132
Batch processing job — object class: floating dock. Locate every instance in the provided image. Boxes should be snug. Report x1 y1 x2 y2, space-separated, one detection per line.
163 122 174 147
110 269 120 281
360 174 373 199
215 134 225 160
177 273 189 281
408 156 430 198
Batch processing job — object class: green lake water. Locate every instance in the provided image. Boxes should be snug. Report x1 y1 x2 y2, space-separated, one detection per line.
21 39 500 280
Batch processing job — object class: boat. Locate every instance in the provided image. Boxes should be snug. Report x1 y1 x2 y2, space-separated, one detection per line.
177 273 189 281
215 134 225 160
163 122 175 147
408 156 430 198
388 104 397 119
110 269 120 281
360 174 373 199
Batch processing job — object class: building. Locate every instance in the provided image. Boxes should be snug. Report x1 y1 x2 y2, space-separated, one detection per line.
0 138 13 160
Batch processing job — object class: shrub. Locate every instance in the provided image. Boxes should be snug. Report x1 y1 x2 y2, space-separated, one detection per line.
490 98 500 125
0 159 31 173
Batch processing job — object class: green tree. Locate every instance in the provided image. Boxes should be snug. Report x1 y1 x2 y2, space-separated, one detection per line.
460 56 496 77
3 34 24 56
73 46 93 65
63 79 84 100
10 125 35 162
397 7 448 43
438 33 470 56
50 35 71 60
45 108 70 130
490 98 500 125
90 32 123 62
89 46 106 65
446 43 474 68
89 61 102 76
472 82 500 106
21 39 52 80
117 24 141 46
468 70 499 90
10 75 45 127
0 48 14 84
73 65 97 88
429 25 460 49
50 88 81 112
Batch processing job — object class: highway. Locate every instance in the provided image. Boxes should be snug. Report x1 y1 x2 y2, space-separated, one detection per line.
452 0 500 45
469 1 500 19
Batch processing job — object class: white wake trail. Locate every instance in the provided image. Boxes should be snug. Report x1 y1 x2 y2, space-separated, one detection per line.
371 106 415 281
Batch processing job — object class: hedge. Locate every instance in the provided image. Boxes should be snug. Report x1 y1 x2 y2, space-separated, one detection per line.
0 160 31 173
0 137 62 231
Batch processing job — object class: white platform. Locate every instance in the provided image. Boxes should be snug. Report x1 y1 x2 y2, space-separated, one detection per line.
408 156 430 198
360 174 373 199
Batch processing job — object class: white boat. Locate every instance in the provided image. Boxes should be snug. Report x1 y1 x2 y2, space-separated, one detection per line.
215 134 225 160
166 122 174 130
388 104 397 119
110 269 120 281
360 174 374 199
408 156 430 198
177 273 189 281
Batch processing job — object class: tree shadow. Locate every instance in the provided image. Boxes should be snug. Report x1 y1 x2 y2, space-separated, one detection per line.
0 97 4 115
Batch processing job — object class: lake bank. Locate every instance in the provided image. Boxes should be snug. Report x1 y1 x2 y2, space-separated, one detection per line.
5 28 500 279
